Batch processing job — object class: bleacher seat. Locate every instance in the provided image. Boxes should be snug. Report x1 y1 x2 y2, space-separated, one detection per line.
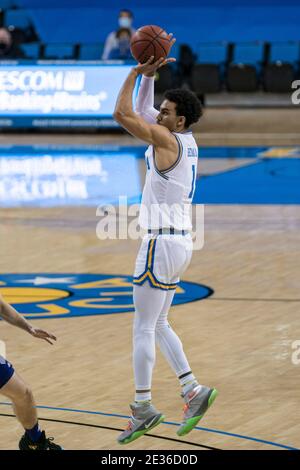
192 64 222 93
155 65 174 93
43 43 75 60
78 43 103 60
227 42 264 92
20 42 40 59
192 43 228 93
263 42 299 92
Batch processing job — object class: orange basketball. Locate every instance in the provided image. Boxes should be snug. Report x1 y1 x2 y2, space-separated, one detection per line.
130 25 172 63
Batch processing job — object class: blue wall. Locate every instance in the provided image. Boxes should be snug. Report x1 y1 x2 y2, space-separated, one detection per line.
16 0 300 7
15 1 300 45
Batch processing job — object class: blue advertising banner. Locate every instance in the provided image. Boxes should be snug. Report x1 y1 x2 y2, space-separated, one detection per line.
0 146 142 207
0 64 133 128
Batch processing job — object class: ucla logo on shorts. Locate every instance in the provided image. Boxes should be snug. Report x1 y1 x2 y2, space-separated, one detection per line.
0 274 213 320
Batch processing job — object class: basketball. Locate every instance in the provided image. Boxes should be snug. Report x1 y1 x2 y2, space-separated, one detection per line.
130 25 172 63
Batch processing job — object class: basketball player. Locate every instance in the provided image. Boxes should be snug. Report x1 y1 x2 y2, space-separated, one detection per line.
114 39 218 445
0 294 62 450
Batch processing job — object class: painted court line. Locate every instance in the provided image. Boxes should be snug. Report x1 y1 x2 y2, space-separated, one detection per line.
0 402 298 450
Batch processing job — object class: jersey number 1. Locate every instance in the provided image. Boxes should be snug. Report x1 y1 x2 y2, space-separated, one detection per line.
188 164 196 200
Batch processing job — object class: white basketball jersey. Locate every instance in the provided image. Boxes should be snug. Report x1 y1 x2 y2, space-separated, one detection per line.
139 131 198 230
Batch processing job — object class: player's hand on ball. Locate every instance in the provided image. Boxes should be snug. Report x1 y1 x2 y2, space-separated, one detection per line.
134 33 176 77
28 326 57 345
166 32 176 49
135 55 176 77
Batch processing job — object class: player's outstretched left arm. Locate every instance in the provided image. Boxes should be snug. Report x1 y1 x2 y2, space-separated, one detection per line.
0 294 57 345
113 56 175 146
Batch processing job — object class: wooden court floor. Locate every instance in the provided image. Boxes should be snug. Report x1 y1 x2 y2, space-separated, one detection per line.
0 202 299 450
0 131 300 450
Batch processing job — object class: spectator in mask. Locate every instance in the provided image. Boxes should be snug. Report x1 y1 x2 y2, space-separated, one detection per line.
102 9 135 60
107 27 133 60
0 27 24 59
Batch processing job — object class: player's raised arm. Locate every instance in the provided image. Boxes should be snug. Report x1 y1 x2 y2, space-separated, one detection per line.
135 74 159 124
113 56 176 146
134 32 176 123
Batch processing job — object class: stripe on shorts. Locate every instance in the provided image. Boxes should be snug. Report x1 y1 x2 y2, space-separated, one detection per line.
134 238 178 290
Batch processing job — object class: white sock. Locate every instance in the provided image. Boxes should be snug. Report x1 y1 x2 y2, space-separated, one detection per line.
182 382 202 396
135 391 152 403
179 373 200 395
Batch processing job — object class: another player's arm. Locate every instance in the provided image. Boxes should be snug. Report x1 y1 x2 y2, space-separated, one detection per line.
114 61 172 147
0 294 56 345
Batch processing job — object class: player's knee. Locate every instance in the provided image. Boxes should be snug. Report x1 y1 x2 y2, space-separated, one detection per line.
155 317 169 331
133 328 156 363
134 324 155 340
133 315 155 335
6 381 33 403
23 385 33 402
16 385 34 406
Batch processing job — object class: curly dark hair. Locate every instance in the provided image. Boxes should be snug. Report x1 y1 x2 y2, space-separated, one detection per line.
164 89 203 128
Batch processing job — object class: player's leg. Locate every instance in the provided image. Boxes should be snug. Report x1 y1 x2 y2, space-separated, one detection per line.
117 282 166 445
154 238 195 388
155 289 218 436
0 363 62 450
2 371 38 429
154 239 218 436
133 282 168 401
155 289 198 387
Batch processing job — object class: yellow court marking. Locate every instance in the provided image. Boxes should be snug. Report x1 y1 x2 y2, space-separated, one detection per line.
0 287 69 304
71 278 133 289
36 304 70 315
20 304 70 316
99 289 185 295
176 286 184 293
259 147 300 158
100 291 133 296
69 298 134 309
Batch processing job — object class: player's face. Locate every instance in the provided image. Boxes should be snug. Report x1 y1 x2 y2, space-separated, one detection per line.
156 100 184 132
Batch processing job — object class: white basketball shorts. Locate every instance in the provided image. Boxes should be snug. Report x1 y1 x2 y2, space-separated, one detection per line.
133 233 193 290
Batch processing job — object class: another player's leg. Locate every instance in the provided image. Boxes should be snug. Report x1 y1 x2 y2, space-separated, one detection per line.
117 283 166 445
0 367 62 450
155 289 218 437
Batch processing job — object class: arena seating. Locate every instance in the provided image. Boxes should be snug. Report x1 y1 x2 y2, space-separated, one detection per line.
226 42 265 92
0 0 299 93
263 42 300 92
